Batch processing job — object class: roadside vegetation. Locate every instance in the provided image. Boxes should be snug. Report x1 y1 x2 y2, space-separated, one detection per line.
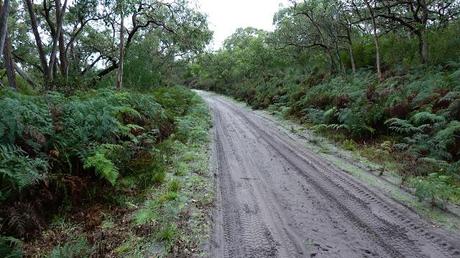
0 87 213 257
0 0 213 257
191 0 460 208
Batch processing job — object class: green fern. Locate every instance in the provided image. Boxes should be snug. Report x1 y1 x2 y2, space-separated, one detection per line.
0 236 22 258
0 94 52 151
323 107 337 123
433 121 460 160
83 144 122 185
385 118 423 134
49 237 91 258
0 145 47 199
409 111 445 126
410 173 460 208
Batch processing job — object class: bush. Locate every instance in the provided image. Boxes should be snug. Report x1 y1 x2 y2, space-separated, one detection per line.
0 145 47 201
410 173 460 208
0 87 197 240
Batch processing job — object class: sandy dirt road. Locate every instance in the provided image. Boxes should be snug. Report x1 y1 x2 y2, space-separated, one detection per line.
199 91 460 258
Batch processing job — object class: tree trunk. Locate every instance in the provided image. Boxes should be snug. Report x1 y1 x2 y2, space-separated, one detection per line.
348 45 356 73
364 0 382 81
334 40 345 74
3 34 16 90
15 64 38 88
346 28 356 73
327 49 336 74
417 30 428 64
49 0 67 85
116 8 124 90
373 34 382 81
419 0 429 64
59 30 67 76
0 0 10 57
25 0 50 87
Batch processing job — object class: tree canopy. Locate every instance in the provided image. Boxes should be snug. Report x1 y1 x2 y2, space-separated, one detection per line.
0 0 212 91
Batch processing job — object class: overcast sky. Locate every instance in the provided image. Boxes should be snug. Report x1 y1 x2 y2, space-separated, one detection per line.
195 0 291 49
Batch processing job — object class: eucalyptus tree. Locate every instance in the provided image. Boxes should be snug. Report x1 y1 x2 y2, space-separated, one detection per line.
273 0 356 74
0 0 16 89
348 0 384 80
375 0 460 64
0 0 10 56
4 0 210 91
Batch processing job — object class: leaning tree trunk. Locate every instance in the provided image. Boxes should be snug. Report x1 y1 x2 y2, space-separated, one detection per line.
25 0 50 88
3 34 16 89
116 9 124 90
15 65 37 88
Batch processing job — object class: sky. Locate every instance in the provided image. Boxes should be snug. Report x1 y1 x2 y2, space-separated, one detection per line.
195 0 291 49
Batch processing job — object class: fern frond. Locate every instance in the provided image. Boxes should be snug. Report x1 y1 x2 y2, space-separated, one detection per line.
385 118 422 134
83 151 119 186
410 111 445 126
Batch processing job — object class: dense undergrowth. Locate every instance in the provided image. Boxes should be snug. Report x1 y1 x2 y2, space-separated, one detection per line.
0 86 212 257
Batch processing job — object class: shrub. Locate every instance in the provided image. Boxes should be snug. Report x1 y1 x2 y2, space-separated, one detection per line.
410 112 445 126
433 121 460 160
410 173 460 208
0 145 47 201
0 87 198 240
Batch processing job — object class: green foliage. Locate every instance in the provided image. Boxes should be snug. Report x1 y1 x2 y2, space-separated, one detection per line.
0 92 53 151
158 223 177 242
410 112 445 126
168 179 181 193
0 236 22 258
83 145 121 185
49 237 91 258
385 118 423 135
342 139 357 151
410 173 460 208
0 86 203 244
0 145 47 200
433 121 460 160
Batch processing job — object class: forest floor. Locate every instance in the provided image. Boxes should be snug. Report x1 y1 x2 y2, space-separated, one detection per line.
198 91 460 258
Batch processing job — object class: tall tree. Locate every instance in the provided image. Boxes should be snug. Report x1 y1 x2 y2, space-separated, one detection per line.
116 0 124 90
3 34 16 89
0 0 9 56
363 0 382 80
24 0 51 86
377 0 460 63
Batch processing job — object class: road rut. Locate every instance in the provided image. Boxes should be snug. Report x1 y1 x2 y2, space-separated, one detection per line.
200 91 460 258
